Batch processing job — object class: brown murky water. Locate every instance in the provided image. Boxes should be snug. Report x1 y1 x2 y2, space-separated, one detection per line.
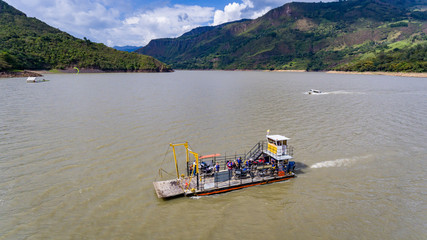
1 71 426 239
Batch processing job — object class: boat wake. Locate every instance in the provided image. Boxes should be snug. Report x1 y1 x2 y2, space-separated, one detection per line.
327 90 364 95
304 91 328 95
310 155 370 169
304 90 364 95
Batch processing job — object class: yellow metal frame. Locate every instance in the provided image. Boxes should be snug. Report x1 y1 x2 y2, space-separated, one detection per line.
170 142 199 178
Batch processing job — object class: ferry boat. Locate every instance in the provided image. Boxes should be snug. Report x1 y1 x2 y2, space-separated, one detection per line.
153 131 296 199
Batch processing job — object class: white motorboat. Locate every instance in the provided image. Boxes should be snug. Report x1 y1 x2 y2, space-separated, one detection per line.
308 89 322 94
26 77 48 83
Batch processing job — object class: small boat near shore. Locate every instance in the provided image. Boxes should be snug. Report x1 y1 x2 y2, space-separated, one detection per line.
26 77 48 83
153 131 296 199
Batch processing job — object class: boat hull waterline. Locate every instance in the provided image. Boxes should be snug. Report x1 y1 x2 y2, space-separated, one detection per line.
193 174 295 197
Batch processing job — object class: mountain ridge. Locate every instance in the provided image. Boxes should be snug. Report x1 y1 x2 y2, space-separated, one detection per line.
0 0 172 73
137 0 427 72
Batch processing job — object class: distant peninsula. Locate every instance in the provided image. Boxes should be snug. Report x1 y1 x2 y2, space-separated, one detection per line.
0 0 172 77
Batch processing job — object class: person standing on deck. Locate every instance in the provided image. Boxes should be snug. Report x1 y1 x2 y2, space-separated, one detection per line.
246 158 252 168
192 160 197 176
227 161 233 178
215 162 220 173
236 157 242 169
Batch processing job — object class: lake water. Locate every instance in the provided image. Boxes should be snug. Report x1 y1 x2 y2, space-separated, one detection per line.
1 71 426 239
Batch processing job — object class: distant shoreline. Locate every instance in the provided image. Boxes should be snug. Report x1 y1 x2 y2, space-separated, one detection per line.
268 70 427 78
325 71 427 78
31 67 173 74
0 70 42 78
2 69 426 78
0 68 173 78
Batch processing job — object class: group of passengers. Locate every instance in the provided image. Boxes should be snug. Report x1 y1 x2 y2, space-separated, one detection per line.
223 157 277 174
190 156 278 177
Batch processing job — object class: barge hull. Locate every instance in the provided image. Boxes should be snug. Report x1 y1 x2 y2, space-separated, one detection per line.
194 175 295 197
154 174 295 199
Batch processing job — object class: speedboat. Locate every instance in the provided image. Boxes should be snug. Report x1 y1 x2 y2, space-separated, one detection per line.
308 89 322 94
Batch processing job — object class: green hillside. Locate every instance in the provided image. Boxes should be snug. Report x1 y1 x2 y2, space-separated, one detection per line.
0 0 171 73
137 0 427 72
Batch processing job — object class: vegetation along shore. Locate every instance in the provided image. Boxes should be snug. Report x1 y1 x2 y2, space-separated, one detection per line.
0 1 172 75
1 0 426 77
138 0 426 72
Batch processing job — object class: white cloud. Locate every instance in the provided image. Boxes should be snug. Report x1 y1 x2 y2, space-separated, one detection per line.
4 0 337 47
250 6 272 19
213 0 255 26
93 4 215 46
4 0 122 38
4 0 214 46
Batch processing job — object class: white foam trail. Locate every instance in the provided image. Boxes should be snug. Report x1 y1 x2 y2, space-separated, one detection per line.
310 158 355 168
327 90 364 95
304 92 328 95
310 155 370 169
304 90 365 95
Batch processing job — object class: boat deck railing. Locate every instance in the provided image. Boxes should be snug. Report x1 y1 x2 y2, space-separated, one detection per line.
182 140 294 191
245 140 266 160
245 141 293 159
188 160 294 192
154 141 295 198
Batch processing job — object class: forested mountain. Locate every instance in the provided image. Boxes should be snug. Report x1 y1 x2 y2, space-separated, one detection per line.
137 0 427 72
0 1 171 72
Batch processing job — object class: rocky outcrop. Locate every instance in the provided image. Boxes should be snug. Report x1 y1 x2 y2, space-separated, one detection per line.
0 70 42 78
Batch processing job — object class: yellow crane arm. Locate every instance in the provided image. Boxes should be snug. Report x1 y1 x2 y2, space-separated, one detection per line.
169 142 189 178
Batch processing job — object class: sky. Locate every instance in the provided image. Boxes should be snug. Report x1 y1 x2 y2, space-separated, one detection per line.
4 0 335 47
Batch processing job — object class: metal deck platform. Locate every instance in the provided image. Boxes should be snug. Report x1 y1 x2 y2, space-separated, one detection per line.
153 170 295 198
